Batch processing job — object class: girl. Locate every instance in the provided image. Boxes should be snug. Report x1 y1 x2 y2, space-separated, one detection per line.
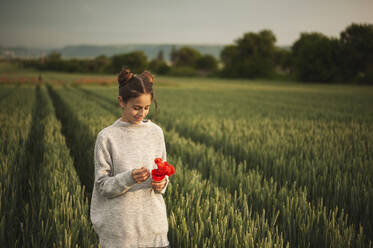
90 68 170 248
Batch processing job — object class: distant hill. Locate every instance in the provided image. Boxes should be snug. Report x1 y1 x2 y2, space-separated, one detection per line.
1 44 225 61
0 46 46 59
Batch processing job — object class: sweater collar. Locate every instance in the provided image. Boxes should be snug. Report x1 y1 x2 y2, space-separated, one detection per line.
113 118 151 128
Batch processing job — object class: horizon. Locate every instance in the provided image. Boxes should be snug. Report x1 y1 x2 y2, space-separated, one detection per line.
1 40 297 50
0 42 231 50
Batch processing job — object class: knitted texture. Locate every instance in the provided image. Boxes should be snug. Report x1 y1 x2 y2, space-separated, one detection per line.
90 118 169 248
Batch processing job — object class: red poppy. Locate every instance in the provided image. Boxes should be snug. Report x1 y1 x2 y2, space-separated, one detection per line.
151 158 175 182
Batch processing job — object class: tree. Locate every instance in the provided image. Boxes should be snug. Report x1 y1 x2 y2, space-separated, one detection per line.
173 47 202 68
292 32 341 82
93 55 112 73
148 59 170 75
220 45 241 77
195 55 218 73
47 51 62 61
170 45 178 65
273 47 292 73
45 51 63 71
157 50 164 61
220 29 277 78
340 23 373 83
111 51 148 73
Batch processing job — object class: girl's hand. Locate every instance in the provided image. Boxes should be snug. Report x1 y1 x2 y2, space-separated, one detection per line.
152 178 167 192
131 167 150 183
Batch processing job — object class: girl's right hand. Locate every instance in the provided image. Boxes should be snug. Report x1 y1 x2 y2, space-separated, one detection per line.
131 167 150 183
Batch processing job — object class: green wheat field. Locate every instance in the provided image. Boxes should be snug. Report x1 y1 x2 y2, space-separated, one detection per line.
1 64 372 247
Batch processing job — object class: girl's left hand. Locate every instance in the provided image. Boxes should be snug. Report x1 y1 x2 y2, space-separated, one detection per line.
152 178 167 192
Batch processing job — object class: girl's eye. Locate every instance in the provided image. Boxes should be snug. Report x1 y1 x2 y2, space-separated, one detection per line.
133 106 150 110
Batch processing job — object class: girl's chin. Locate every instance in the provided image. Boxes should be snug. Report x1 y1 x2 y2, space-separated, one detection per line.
133 118 143 123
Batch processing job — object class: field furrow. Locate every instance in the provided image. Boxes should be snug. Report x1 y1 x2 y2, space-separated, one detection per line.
0 84 98 247
0 85 35 247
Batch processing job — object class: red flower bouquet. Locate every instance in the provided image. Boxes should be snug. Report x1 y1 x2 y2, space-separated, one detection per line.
151 158 175 181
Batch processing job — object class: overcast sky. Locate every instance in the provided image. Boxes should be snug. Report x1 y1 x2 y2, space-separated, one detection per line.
1 0 372 48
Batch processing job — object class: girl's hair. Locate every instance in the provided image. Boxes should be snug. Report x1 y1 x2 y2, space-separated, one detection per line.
118 67 158 117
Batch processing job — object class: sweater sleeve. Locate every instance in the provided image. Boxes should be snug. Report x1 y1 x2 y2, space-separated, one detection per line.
159 129 169 194
94 132 136 198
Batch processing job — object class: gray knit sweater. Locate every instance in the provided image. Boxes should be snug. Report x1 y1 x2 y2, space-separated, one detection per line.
90 118 170 248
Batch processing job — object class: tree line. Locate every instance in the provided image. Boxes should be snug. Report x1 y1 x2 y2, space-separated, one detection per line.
20 47 219 77
20 23 373 84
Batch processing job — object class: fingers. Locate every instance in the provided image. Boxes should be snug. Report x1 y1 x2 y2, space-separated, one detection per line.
132 167 150 183
152 178 167 192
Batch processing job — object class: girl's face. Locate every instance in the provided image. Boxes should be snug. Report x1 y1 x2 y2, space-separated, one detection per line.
119 94 152 124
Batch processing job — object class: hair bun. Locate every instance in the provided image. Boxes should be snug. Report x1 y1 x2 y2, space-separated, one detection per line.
141 71 154 84
118 67 134 88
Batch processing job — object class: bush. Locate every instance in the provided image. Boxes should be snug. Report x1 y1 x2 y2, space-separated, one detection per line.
168 66 198 77
357 63 373 84
195 55 218 72
148 59 170 75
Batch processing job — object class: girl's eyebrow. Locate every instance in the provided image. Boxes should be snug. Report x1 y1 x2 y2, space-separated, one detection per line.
134 105 151 107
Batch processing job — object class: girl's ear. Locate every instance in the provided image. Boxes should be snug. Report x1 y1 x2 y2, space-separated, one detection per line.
118 96 126 108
